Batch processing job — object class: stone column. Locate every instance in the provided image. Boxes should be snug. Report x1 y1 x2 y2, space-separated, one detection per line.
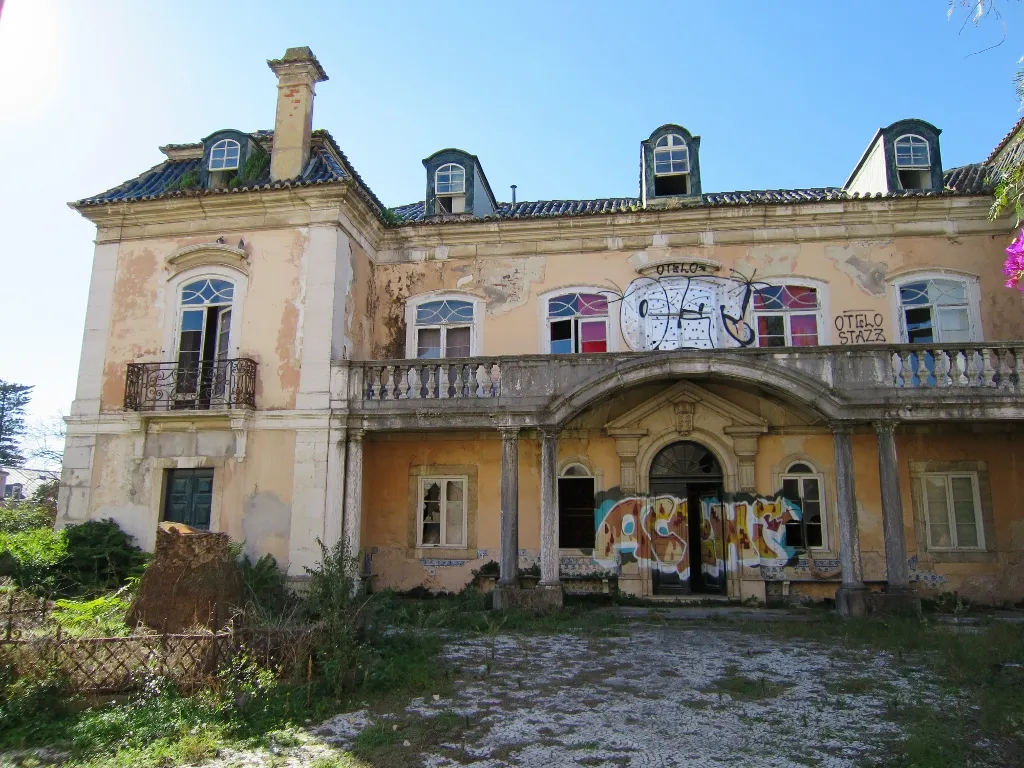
832 424 867 617
342 429 364 590
323 426 347 551
874 422 921 614
498 427 520 587
539 430 561 590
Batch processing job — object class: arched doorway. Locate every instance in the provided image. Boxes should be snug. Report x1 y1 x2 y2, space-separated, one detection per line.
648 441 726 595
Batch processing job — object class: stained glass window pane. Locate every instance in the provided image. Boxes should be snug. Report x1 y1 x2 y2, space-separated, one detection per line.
548 295 579 318
900 282 930 306
578 294 608 316
783 286 818 309
757 315 786 347
416 300 474 325
790 314 819 346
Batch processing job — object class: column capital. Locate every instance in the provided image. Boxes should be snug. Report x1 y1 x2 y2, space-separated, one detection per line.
499 426 521 440
348 428 365 443
829 421 856 436
540 426 560 440
872 420 898 436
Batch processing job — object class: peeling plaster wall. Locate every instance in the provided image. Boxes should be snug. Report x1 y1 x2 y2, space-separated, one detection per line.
70 428 296 566
369 231 1023 358
99 229 310 412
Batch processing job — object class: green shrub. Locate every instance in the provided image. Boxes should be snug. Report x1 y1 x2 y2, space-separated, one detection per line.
0 651 69 737
51 591 132 636
0 526 68 594
61 519 148 595
238 552 296 625
0 502 55 534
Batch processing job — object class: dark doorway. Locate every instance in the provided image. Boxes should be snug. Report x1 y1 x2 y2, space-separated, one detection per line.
163 468 214 529
558 465 595 548
648 441 726 595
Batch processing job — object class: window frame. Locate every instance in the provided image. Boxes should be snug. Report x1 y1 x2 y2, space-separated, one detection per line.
894 134 930 169
435 163 467 195
750 278 829 347
780 462 829 552
404 292 484 359
208 139 241 172
162 263 248 365
538 287 618 354
416 476 468 548
922 471 985 552
889 271 982 345
654 134 690 177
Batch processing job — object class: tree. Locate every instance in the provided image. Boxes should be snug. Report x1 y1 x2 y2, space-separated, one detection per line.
0 381 33 466
25 411 66 469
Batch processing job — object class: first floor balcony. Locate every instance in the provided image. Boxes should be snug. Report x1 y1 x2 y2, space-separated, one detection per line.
124 358 257 412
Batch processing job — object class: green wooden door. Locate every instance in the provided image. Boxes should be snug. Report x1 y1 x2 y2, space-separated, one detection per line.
164 469 214 529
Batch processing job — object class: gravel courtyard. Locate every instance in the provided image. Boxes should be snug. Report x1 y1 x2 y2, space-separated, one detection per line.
211 620 933 768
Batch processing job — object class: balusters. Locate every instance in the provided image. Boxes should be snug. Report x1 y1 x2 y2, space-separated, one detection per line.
900 351 915 388
406 366 419 399
982 348 997 387
452 364 464 398
933 348 948 388
1015 349 1024 391
998 349 1015 390
382 365 396 399
491 361 501 397
438 365 450 399
964 349 979 387
425 366 437 399
396 367 410 399
475 364 488 397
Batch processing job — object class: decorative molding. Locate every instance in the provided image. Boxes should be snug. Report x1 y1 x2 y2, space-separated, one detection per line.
165 242 250 277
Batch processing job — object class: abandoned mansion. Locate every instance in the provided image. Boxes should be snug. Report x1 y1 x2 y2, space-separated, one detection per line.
59 47 1024 613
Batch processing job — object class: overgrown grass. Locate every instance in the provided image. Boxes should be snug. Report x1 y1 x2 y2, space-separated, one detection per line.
702 662 792 701
743 615 1024 766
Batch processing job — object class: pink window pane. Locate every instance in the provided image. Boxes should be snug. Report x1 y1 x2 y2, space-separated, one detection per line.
790 314 818 346
578 294 608 316
757 315 786 347
580 320 607 352
784 286 818 310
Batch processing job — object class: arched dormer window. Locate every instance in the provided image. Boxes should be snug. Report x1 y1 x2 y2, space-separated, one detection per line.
654 134 690 196
894 134 931 190
435 163 466 214
209 139 241 171
782 462 826 550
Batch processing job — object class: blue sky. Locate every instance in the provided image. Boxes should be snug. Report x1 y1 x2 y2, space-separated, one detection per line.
1 0 1022 443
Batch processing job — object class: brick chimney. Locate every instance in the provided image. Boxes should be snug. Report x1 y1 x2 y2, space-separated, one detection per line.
267 47 328 181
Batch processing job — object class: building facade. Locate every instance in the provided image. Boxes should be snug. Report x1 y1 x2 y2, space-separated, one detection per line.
60 47 1024 613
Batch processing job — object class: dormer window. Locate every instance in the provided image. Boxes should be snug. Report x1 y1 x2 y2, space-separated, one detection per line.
654 134 690 196
894 134 931 190
209 139 241 171
435 163 466 214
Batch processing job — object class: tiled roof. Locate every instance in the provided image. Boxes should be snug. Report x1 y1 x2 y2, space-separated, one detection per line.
389 166 993 225
986 115 1024 164
72 130 388 220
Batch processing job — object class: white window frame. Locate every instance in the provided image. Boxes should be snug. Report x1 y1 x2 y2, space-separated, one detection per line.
435 163 466 195
889 271 982 344
541 288 614 355
780 462 829 552
894 134 930 169
654 134 690 176
922 472 985 551
750 277 829 347
209 139 241 171
404 292 484 359
162 265 248 363
417 475 468 548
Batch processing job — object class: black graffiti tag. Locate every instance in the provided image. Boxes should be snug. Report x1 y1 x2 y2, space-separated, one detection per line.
834 311 886 345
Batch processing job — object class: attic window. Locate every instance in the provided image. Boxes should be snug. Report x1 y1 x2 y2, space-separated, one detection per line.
435 163 466 215
209 139 241 171
895 135 931 190
654 134 690 196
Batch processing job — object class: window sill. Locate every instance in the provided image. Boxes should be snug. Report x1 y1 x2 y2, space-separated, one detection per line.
409 546 473 561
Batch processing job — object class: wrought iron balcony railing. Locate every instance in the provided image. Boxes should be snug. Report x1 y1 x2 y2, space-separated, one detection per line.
124 359 257 412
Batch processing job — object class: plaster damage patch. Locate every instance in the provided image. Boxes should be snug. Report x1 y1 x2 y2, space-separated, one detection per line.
476 256 545 315
824 243 891 295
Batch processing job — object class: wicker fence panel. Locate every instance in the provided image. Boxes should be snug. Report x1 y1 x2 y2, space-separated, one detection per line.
1 592 52 640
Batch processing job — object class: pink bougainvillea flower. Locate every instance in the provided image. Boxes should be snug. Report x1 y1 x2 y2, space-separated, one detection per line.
1004 229 1024 291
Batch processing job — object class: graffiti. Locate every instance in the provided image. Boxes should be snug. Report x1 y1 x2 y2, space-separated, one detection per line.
593 490 802 581
652 261 715 277
834 311 886 344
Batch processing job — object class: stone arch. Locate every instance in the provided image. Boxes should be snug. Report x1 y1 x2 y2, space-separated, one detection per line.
637 428 739 495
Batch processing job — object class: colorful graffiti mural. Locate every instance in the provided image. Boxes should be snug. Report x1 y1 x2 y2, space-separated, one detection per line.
594 492 802 582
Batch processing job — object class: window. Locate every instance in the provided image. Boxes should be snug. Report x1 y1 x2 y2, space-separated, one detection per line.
418 477 466 547
753 285 820 347
413 298 474 358
897 278 974 343
547 293 609 354
894 135 931 190
177 278 234 405
895 135 929 168
782 462 825 549
4 483 23 500
435 163 466 214
654 134 690 195
163 468 214 529
209 139 241 171
559 464 595 548
923 473 983 550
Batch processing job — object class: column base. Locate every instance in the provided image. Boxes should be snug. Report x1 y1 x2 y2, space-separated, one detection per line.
493 584 564 612
835 586 870 617
868 589 922 616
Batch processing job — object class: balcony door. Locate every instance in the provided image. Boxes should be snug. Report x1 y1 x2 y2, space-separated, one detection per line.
176 279 234 408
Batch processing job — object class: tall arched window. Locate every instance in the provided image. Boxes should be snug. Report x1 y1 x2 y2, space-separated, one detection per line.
654 134 690 196
559 462 595 548
782 462 826 550
209 139 241 171
435 163 466 214
547 292 609 353
177 278 234 403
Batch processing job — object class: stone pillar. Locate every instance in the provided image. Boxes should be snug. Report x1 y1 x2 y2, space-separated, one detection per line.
832 424 867 617
498 427 520 587
342 429 364 591
874 422 921 614
536 430 564 608
323 427 347 551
